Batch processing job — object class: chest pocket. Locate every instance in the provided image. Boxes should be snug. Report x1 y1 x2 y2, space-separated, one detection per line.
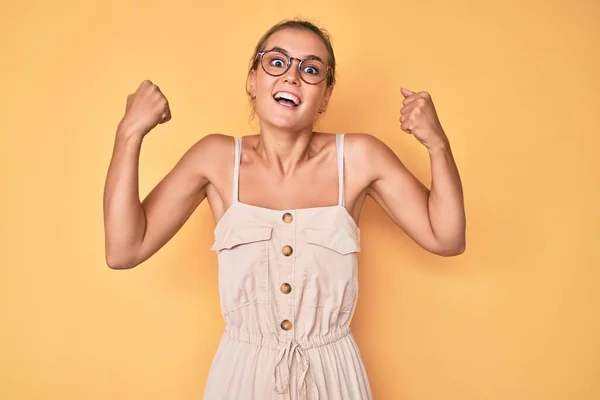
211 225 273 313
304 225 361 313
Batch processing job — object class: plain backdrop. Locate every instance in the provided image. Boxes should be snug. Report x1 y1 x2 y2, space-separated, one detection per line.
1 0 599 399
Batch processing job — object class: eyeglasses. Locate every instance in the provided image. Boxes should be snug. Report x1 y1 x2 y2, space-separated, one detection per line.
257 49 332 85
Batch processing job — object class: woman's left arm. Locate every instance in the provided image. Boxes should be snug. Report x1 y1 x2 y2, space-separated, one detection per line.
351 88 466 256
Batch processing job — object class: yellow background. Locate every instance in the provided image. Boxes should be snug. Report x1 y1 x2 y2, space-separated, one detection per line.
1 0 598 399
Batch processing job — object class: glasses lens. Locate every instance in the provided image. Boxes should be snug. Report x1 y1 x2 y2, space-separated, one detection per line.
300 59 327 84
261 51 289 76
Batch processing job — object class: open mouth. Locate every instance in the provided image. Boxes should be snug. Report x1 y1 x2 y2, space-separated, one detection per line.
273 92 301 108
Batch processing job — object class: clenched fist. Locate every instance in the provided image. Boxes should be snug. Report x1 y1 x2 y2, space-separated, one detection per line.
118 80 172 137
399 87 447 149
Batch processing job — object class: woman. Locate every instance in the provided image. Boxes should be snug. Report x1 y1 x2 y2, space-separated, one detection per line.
103 18 465 400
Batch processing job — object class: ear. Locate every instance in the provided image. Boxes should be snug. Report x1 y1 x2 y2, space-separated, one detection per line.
322 85 334 109
248 69 257 98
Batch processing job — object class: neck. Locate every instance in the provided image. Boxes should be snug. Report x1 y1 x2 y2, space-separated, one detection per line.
255 122 316 175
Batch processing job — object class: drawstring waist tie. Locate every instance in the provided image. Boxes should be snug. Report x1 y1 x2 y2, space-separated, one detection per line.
223 325 352 399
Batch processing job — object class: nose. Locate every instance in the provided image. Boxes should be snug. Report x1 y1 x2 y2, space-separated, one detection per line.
282 58 301 85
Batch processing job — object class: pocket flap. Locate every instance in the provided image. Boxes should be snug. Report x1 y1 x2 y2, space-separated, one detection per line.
305 226 360 254
211 225 273 251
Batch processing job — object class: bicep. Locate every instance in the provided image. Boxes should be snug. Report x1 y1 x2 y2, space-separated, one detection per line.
134 138 213 266
361 136 439 252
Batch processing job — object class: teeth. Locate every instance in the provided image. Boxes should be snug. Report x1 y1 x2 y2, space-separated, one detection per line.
274 92 300 106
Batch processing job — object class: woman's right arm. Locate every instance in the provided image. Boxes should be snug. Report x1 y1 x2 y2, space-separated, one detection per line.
103 132 215 269
103 80 213 269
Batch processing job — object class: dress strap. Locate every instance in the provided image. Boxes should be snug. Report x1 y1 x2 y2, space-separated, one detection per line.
336 133 346 207
232 136 242 203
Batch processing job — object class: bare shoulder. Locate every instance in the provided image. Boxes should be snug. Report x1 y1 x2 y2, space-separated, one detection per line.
344 132 392 156
180 133 235 177
311 131 397 170
186 133 234 158
343 133 404 181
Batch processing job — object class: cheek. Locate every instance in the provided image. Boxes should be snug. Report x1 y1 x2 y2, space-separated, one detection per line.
255 71 274 92
255 97 271 117
302 88 326 110
253 76 273 109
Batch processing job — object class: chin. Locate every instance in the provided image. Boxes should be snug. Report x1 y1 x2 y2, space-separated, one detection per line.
270 116 303 129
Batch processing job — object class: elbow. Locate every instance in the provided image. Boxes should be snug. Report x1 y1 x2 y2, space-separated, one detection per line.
106 257 132 270
446 244 466 257
434 241 466 257
104 237 142 269
105 251 137 270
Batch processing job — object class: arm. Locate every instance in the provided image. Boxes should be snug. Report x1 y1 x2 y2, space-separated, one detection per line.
103 79 221 269
353 89 466 256
103 131 218 269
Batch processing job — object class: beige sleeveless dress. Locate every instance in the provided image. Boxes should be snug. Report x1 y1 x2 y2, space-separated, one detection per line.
204 134 373 399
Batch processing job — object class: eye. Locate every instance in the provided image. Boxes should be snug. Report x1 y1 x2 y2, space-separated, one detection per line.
301 60 324 76
303 66 319 75
270 58 286 68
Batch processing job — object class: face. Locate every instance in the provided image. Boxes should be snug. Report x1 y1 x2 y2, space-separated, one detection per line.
249 28 333 131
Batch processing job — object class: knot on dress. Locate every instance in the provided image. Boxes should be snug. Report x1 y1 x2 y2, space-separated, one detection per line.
273 339 319 399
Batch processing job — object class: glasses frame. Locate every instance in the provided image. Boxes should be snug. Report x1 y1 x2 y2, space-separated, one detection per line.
257 49 332 85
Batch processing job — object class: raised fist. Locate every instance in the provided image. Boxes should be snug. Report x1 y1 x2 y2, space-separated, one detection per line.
119 80 171 137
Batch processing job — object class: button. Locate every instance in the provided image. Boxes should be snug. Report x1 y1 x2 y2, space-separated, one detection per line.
280 320 293 331
280 283 292 294
282 212 293 224
282 245 293 257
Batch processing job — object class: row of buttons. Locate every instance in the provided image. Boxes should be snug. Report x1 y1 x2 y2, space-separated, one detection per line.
281 212 293 331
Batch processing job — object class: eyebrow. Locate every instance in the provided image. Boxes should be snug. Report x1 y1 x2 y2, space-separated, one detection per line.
271 46 325 63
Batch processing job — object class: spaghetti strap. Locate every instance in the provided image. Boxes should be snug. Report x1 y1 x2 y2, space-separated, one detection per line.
336 133 346 207
232 136 242 203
